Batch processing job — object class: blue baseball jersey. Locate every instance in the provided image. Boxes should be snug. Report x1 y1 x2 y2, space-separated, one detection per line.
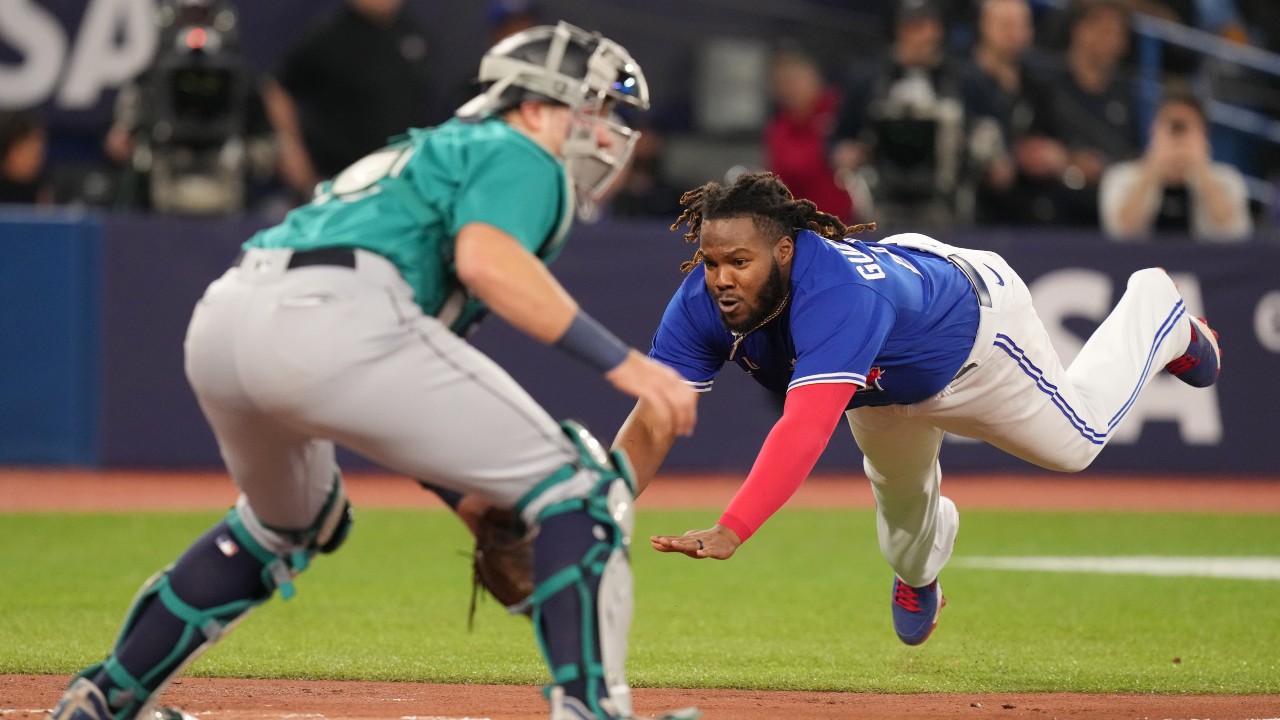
650 230 980 408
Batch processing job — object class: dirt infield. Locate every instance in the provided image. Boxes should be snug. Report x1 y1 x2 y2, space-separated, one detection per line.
7 674 1280 720
4 468 1280 719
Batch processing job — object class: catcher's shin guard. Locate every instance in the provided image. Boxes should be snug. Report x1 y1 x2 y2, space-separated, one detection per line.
518 421 637 719
73 478 352 720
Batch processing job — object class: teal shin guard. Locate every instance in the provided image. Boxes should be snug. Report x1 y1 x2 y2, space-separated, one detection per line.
83 490 352 720
521 421 637 719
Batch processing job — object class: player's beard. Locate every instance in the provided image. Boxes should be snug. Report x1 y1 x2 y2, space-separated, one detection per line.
721 261 787 334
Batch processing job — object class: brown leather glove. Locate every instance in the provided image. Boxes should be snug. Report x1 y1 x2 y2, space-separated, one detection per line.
469 507 534 627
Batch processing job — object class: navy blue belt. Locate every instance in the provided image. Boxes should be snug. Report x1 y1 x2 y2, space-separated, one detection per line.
947 254 992 308
233 247 357 270
286 247 356 269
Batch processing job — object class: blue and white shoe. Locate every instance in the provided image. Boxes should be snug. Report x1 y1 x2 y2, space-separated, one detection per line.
1165 316 1221 388
892 577 945 646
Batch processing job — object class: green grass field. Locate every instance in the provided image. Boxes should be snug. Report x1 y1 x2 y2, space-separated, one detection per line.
2 508 1278 694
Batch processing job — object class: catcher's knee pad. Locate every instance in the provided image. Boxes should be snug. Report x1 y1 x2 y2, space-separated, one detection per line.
224 469 353 598
238 470 355 591
81 476 353 719
518 420 637 718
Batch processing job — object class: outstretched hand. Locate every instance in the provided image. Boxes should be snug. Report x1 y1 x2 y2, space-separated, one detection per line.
650 524 741 560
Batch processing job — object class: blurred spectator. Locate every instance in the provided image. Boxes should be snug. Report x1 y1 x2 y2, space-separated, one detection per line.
263 0 436 201
1015 0 1141 226
1232 0 1280 198
1193 0 1275 178
1235 0 1280 52
104 0 278 215
0 110 51 205
829 0 974 228
1124 0 1204 76
1099 88 1252 241
605 123 683 219
961 0 1063 224
764 44 853 222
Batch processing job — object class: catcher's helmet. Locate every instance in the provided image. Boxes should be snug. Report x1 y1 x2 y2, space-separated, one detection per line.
457 21 650 218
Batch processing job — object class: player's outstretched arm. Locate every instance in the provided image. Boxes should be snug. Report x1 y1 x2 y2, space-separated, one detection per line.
651 524 741 560
650 383 856 560
613 394 699 495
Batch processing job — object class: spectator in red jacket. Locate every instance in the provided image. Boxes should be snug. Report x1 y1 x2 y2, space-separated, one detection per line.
764 45 855 222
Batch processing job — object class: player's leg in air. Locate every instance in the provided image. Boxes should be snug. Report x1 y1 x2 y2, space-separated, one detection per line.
845 407 958 646
918 258 1219 474
845 255 1220 648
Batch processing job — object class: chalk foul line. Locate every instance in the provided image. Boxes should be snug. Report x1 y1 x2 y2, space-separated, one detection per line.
953 556 1280 580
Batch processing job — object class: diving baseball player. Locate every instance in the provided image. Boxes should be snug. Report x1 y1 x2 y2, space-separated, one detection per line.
49 23 698 720
618 171 1220 646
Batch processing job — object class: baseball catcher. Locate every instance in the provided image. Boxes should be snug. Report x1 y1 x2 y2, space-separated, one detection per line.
48 20 700 720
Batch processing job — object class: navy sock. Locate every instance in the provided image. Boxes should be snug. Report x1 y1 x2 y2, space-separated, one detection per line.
533 509 611 708
93 520 270 703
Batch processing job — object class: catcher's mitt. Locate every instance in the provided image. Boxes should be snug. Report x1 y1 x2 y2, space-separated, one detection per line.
469 507 535 627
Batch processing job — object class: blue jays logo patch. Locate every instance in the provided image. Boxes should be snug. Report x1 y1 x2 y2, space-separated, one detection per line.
864 366 886 393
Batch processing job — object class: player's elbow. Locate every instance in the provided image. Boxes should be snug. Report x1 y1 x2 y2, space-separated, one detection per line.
454 234 504 297
455 251 498 295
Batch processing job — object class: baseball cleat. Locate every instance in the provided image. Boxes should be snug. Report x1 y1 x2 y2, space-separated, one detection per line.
48 678 110 720
548 687 701 720
1165 316 1221 388
892 576 945 646
48 677 199 720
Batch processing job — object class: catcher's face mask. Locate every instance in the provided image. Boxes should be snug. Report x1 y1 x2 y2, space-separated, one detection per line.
561 104 640 219
457 21 650 221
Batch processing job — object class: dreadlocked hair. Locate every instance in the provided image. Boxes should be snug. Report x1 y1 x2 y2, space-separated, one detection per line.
670 171 876 272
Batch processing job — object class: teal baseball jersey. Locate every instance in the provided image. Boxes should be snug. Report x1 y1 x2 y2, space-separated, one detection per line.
247 116 575 333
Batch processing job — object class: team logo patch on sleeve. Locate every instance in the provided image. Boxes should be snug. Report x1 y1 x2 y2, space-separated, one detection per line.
864 366 886 393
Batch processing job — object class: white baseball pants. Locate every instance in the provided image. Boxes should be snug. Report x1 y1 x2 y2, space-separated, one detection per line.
184 248 594 542
849 239 1190 587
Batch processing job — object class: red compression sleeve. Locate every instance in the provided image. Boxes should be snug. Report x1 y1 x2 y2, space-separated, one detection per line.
718 382 858 543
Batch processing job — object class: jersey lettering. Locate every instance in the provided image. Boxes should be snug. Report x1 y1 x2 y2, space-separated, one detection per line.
319 142 415 203
823 238 885 280
870 245 923 276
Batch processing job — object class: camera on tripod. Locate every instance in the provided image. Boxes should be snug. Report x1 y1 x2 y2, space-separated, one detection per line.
129 0 257 214
859 68 967 224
